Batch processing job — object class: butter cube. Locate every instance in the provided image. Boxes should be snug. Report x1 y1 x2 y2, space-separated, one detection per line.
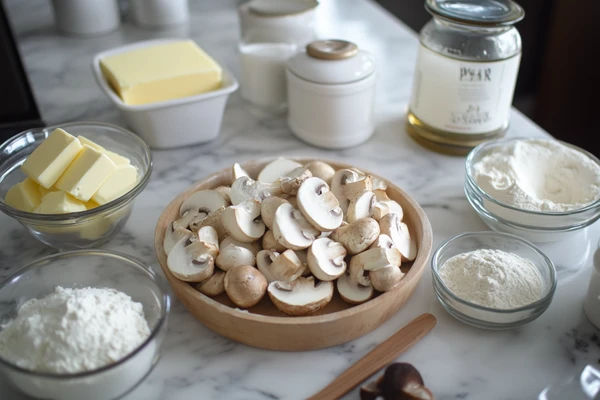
21 128 82 189
77 136 130 166
99 40 222 106
55 145 117 202
34 191 87 214
4 178 42 212
85 200 100 210
38 184 52 197
92 165 138 205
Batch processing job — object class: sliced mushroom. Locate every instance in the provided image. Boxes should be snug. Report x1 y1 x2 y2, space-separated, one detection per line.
369 233 396 250
307 238 347 281
195 270 226 296
296 249 311 276
379 214 417 262
297 177 343 231
257 158 303 182
268 277 333 316
216 243 256 271
230 176 284 205
260 196 289 230
331 169 362 214
214 186 231 204
174 208 203 230
164 221 193 255
347 190 376 223
280 167 312 195
221 236 261 255
373 189 404 221
166 227 219 282
190 206 227 239
221 200 265 243
262 229 286 252
330 217 380 255
272 202 320 250
256 249 305 283
179 190 229 217
286 196 298 208
345 175 373 201
349 255 371 287
371 177 388 191
304 161 336 185
337 272 374 304
224 265 267 308
370 266 405 292
232 162 249 183
351 247 402 271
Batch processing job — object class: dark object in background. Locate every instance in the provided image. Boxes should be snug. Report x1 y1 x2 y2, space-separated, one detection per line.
360 362 434 400
0 2 43 142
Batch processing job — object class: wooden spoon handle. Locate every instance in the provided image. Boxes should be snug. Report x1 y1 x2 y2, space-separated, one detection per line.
307 313 437 400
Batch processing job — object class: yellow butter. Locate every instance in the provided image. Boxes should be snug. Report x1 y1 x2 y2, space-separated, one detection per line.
21 128 82 189
55 145 117 202
4 178 42 212
99 40 223 106
85 200 100 210
34 191 87 214
92 165 138 205
77 136 130 166
37 184 52 197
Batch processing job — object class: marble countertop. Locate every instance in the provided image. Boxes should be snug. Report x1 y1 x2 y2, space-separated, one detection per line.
2 0 599 399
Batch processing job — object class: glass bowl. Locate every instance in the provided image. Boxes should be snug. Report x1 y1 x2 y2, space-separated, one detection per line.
431 231 557 330
464 137 600 243
0 250 170 400
0 122 152 250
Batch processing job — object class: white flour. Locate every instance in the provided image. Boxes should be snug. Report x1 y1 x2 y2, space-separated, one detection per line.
439 249 543 309
0 287 150 374
473 139 600 212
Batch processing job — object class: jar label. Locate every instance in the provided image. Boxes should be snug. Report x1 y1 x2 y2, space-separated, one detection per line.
409 44 521 134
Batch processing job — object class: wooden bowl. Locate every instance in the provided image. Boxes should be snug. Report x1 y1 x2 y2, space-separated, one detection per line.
154 158 433 351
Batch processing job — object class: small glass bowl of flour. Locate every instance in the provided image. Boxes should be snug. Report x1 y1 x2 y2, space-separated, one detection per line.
465 137 600 243
0 250 170 400
431 231 557 329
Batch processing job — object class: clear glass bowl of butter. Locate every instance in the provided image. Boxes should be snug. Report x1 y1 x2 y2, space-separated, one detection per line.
0 122 152 250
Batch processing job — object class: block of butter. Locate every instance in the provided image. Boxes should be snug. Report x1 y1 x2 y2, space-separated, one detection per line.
99 40 223 106
21 128 82 189
34 191 87 214
92 164 138 205
77 136 130 166
4 178 42 212
55 145 117 202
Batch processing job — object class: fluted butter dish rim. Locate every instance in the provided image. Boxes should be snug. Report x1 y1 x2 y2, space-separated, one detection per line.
91 38 239 112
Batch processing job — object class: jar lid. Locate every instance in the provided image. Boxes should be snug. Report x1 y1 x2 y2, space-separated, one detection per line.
287 40 375 84
248 0 319 17
425 0 525 27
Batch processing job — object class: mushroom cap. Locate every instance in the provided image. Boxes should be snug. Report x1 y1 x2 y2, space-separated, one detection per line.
221 200 266 243
297 177 343 231
257 158 303 183
174 208 203 230
347 190 376 223
373 189 404 221
307 238 347 281
262 229 287 252
370 266 405 292
268 277 333 316
230 176 283 205
189 206 226 239
195 270 226 296
369 234 396 250
379 214 417 262
220 236 261 255
272 203 320 250
330 217 380 255
304 161 336 185
164 221 192 255
224 265 267 308
214 186 231 204
216 243 256 271
167 235 217 282
337 272 374 304
280 167 312 196
343 175 373 201
260 196 289 230
180 190 228 216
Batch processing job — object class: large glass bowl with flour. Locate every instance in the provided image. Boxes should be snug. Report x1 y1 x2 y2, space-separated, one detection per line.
0 250 170 400
465 137 600 242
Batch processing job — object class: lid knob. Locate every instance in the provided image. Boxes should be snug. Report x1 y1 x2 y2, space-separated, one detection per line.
306 40 358 61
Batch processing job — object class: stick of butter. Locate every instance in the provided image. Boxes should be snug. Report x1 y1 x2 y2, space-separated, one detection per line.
55 145 117 202
21 128 82 189
99 40 223 106
4 178 42 212
92 165 138 205
77 135 130 166
34 191 87 214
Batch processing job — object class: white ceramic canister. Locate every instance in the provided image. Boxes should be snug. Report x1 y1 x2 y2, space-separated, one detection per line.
584 246 600 329
51 0 120 37
286 40 376 149
129 0 189 28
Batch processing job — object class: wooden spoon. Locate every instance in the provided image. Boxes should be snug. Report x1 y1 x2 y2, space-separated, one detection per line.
307 313 437 400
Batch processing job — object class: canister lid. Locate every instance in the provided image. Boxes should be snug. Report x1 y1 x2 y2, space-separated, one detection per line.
425 0 525 27
287 40 375 84
248 0 319 17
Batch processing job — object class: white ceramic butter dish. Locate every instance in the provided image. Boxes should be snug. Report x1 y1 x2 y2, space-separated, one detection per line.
92 39 238 149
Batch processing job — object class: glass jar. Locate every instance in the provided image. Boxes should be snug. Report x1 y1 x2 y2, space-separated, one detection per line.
406 0 524 155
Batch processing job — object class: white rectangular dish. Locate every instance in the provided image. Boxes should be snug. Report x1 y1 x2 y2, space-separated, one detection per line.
92 39 238 149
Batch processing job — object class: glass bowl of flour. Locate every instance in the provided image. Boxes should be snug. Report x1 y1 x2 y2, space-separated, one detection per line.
0 250 170 400
431 231 557 330
465 137 600 243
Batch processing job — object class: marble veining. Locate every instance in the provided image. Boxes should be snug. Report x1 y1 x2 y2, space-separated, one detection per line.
1 0 599 399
